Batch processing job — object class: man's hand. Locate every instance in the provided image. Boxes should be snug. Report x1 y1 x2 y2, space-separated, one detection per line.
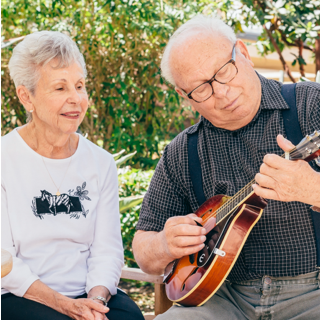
253 134 320 206
159 213 212 260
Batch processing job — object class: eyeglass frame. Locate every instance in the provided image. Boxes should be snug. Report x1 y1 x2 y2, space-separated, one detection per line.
181 44 238 103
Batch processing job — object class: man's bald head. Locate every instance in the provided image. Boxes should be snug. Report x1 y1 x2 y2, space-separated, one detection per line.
161 15 236 86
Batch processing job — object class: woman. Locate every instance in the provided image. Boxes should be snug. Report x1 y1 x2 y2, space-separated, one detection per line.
1 31 144 320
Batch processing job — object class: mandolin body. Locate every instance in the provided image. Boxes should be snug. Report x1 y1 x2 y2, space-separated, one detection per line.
164 193 267 307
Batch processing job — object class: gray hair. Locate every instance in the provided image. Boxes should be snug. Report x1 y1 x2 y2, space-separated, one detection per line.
161 15 237 86
8 31 87 121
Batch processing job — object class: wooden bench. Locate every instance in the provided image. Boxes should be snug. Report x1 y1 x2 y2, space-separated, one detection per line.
121 267 172 320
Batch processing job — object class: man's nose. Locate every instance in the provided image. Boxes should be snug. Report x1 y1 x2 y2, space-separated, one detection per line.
212 81 229 98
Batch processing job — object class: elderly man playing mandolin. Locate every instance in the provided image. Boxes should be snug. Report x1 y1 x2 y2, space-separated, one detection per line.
132 15 320 320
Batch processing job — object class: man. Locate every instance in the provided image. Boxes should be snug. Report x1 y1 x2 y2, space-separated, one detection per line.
132 15 320 319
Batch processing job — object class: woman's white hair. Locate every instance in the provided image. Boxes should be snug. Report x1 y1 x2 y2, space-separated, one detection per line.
8 31 87 121
9 31 87 94
161 15 237 86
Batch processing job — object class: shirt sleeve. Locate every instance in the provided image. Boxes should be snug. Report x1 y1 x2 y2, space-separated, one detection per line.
136 137 192 232
85 158 124 296
1 183 39 297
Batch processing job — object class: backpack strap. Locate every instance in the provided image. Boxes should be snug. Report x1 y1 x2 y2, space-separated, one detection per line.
188 132 206 207
281 83 320 267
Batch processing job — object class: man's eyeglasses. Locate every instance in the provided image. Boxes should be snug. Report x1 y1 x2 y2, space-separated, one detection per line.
182 44 238 103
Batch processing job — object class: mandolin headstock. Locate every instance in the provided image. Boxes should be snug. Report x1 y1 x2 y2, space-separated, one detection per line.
289 130 320 163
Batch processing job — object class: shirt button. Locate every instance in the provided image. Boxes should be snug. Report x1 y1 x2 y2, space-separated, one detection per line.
264 277 272 285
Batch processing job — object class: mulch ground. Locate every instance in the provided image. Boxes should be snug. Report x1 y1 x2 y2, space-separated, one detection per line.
118 279 155 314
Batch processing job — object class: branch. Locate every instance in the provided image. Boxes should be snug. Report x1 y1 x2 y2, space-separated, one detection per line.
263 25 296 83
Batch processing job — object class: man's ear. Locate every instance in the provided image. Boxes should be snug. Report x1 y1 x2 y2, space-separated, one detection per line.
175 87 187 99
236 39 254 67
16 86 34 112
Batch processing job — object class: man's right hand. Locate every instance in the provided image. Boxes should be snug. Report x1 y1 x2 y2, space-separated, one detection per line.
159 213 212 260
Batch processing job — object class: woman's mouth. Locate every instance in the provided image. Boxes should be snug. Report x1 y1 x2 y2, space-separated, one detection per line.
61 112 80 119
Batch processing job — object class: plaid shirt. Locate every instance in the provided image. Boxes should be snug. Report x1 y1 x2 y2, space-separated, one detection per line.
137 74 320 281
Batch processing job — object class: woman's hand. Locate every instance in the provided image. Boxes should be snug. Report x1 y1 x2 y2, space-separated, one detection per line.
91 300 109 320
86 285 111 320
63 298 109 320
23 280 109 320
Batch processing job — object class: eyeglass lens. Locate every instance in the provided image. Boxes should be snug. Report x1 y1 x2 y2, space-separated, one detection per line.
192 63 237 102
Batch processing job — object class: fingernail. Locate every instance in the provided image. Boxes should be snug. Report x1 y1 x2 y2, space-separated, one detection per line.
201 236 206 242
201 228 206 234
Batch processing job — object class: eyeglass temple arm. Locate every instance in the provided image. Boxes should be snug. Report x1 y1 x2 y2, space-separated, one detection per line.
232 44 236 61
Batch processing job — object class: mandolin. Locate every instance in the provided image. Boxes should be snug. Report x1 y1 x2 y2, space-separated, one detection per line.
163 130 320 307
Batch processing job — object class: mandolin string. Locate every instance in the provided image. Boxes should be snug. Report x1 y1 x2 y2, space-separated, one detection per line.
200 148 297 226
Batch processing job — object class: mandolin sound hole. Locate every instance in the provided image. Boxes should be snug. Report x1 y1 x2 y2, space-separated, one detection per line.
180 267 200 292
200 208 212 218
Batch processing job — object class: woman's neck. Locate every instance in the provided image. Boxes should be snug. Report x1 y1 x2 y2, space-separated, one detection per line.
18 122 79 159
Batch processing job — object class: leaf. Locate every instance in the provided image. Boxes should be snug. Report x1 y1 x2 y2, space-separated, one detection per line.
115 151 137 167
119 195 144 213
84 196 91 201
82 182 86 190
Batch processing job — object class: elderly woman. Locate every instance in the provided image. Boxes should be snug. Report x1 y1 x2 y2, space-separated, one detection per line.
1 31 144 320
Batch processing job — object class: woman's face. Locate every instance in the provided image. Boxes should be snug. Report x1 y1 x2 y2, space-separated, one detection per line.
30 58 88 135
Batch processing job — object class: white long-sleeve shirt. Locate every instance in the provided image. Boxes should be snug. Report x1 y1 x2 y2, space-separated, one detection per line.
1 128 124 297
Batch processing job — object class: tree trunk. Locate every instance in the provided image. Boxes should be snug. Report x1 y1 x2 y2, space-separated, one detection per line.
263 25 296 83
298 40 305 77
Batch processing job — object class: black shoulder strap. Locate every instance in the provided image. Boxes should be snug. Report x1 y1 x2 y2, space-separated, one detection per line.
188 132 206 206
281 83 320 267
281 83 303 145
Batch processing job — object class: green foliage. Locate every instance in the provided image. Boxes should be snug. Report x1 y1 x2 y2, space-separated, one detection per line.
1 0 203 168
118 168 154 266
204 0 320 74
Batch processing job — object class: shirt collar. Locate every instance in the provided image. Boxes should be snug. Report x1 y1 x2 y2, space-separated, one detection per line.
186 72 289 135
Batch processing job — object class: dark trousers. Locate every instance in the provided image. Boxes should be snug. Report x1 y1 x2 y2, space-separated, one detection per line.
1 289 144 320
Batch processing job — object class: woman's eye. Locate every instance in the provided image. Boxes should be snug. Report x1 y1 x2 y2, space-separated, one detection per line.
56 88 63 91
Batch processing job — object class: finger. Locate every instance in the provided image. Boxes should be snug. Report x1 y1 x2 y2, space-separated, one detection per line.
203 217 217 233
173 224 206 237
173 235 206 247
87 300 109 314
92 310 106 320
277 134 295 152
252 184 279 201
263 154 289 170
255 173 276 189
167 215 203 227
186 213 203 224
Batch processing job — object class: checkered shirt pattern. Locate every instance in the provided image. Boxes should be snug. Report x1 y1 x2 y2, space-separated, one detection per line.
136 74 320 281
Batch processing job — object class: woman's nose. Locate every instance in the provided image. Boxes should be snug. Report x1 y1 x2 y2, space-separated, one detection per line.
67 88 81 104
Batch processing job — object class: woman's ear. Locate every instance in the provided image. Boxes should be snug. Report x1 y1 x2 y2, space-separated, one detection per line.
16 86 35 112
236 39 254 67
